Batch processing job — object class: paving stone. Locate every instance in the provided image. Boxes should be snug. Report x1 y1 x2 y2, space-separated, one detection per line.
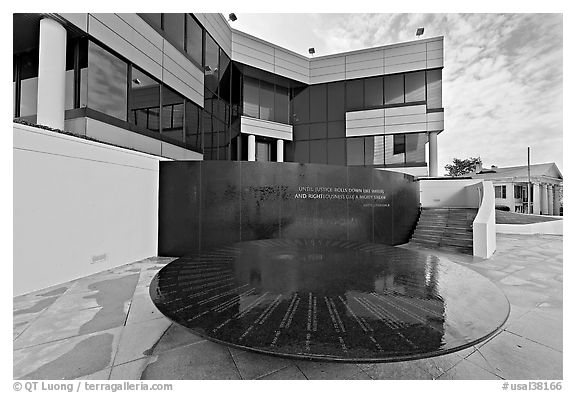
257 365 307 380
113 317 172 366
14 326 122 380
151 323 205 355
505 309 562 352
141 341 241 380
110 358 150 380
77 367 112 380
411 352 464 378
437 358 504 380
125 286 163 325
358 361 433 380
466 331 562 380
229 347 292 379
293 361 363 380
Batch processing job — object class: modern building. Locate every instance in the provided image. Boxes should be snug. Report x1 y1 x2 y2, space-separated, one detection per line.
13 13 444 177
470 163 563 215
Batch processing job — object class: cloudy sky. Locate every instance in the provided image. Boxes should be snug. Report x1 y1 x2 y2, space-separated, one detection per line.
233 13 563 174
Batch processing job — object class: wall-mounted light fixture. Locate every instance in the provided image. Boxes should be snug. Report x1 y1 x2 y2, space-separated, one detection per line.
228 13 237 22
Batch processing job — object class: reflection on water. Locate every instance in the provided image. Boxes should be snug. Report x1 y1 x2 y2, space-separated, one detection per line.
150 239 509 361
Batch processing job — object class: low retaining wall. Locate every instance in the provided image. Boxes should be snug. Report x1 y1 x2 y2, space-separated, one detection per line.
496 220 563 235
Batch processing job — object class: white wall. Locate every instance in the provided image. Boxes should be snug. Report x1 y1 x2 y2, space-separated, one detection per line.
419 179 483 208
473 181 496 258
496 220 563 235
13 123 168 295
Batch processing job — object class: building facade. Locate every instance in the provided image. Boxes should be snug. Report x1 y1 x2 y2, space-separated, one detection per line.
471 164 563 215
13 13 444 176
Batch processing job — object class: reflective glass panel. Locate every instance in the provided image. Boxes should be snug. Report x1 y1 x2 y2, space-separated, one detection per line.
274 85 290 124
129 68 160 133
185 14 203 69
310 140 327 164
347 137 364 166
327 121 345 139
162 85 184 143
294 140 310 163
164 14 185 51
293 125 310 141
427 69 442 109
327 138 346 165
327 81 345 121
87 42 127 120
259 80 274 121
292 86 309 124
405 132 427 164
364 76 383 108
384 74 404 105
385 134 405 164
346 79 363 111
243 76 259 118
19 50 39 117
139 13 162 30
310 123 327 140
218 50 231 102
405 71 425 103
204 33 219 93
365 135 385 165
185 100 202 152
310 84 327 122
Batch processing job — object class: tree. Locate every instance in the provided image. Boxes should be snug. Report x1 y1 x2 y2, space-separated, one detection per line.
444 157 482 177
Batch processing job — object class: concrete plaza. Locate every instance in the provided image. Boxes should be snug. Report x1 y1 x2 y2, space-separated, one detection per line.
13 234 562 380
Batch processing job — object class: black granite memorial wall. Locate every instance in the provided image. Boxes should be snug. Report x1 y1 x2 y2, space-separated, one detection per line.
158 161 420 256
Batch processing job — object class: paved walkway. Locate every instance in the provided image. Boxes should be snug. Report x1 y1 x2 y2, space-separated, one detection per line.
13 234 562 380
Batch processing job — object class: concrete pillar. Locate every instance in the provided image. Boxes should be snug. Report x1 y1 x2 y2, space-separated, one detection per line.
547 185 553 216
248 134 256 161
553 185 561 215
541 184 549 215
428 131 438 177
276 139 284 162
532 183 541 215
37 18 67 130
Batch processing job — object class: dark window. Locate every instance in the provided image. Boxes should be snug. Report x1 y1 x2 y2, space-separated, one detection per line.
162 85 184 143
293 125 310 141
87 41 127 120
163 14 185 51
129 67 160 133
393 134 406 155
405 71 425 103
495 186 507 199
426 69 442 109
364 76 383 108
185 100 202 152
185 14 203 69
203 111 214 160
139 13 162 30
347 138 364 166
514 185 522 199
18 49 39 117
274 85 289 124
259 80 274 121
310 123 327 140
327 121 345 139
204 33 219 93
327 81 345 121
310 140 327 164
346 79 363 111
385 134 405 164
294 140 310 163
218 50 231 103
256 141 271 162
327 138 346 165
309 84 327 122
243 76 259 118
292 86 309 124
384 74 404 105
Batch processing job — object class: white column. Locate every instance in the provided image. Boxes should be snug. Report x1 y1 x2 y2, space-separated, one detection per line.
541 184 549 215
428 131 438 177
547 185 553 216
553 185 561 215
276 139 284 162
247 134 256 161
37 18 67 130
532 183 541 215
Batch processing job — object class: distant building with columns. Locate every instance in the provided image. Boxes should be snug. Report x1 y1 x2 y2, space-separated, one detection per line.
13 13 444 176
469 163 562 216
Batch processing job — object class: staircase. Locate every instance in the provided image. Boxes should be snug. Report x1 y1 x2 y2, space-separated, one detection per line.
410 208 478 254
